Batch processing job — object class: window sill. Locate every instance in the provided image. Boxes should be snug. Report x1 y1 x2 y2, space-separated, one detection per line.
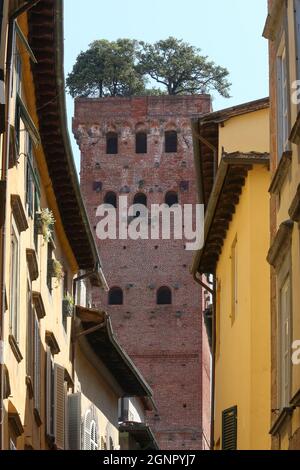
269 151 292 196
9 335 23 363
270 407 295 436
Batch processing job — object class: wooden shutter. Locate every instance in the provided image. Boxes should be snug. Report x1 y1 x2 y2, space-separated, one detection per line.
68 393 81 450
54 364 65 450
33 314 40 412
26 284 33 378
222 406 237 450
46 347 53 437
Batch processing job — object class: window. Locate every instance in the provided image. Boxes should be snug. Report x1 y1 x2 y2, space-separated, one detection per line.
279 275 292 409
136 132 147 154
133 193 147 207
277 42 289 158
15 50 22 96
106 132 118 154
157 287 172 305
15 98 21 153
47 242 53 293
108 287 123 306
83 410 99 451
165 130 178 153
25 135 34 217
26 282 40 414
231 236 238 324
104 191 117 208
33 313 41 414
10 219 20 341
91 421 99 450
133 193 147 218
46 354 66 450
165 191 178 207
62 272 68 332
222 406 237 450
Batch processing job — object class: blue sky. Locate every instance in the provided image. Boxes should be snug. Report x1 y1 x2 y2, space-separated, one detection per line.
64 0 269 168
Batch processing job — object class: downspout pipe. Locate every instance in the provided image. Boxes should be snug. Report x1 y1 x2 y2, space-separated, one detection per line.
194 270 216 451
0 0 41 450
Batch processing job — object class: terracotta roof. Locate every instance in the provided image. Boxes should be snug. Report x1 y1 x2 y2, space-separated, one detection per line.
28 0 103 272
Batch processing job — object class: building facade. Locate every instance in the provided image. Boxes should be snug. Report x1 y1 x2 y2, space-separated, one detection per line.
191 99 271 450
73 95 212 450
0 0 154 451
264 0 300 450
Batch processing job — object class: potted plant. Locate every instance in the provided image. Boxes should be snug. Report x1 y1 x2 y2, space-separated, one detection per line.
36 208 55 243
62 293 74 317
48 259 64 286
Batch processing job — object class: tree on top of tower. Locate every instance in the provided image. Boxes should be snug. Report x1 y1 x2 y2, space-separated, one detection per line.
66 39 146 98
137 37 231 97
66 37 231 99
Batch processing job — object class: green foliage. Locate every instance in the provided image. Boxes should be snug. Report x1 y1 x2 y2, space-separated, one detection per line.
66 39 145 98
137 37 231 97
67 37 231 99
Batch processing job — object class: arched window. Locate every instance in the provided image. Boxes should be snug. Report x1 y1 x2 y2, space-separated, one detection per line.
104 191 117 208
157 287 172 305
165 191 179 207
165 130 178 153
90 421 99 450
132 193 147 218
109 287 123 305
136 132 147 154
133 193 147 207
106 132 118 154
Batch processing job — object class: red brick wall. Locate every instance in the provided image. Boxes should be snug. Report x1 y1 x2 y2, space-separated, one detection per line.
73 95 211 450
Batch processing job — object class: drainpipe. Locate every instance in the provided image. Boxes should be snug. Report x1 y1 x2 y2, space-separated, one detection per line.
194 271 216 451
0 0 40 450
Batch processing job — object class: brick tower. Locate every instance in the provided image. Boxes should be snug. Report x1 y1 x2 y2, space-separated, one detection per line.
73 95 211 450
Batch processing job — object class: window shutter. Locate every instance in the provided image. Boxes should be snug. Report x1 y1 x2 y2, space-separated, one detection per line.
46 347 52 437
222 406 237 450
54 364 65 450
33 315 40 412
68 393 81 450
26 285 33 378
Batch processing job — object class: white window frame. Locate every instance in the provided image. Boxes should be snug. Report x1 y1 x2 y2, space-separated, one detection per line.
277 36 290 159
10 217 20 342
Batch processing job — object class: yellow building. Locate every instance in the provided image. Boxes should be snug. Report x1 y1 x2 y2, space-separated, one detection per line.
0 0 155 450
263 0 300 450
191 98 271 450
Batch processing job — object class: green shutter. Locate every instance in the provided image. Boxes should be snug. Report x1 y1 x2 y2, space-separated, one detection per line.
222 406 237 450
